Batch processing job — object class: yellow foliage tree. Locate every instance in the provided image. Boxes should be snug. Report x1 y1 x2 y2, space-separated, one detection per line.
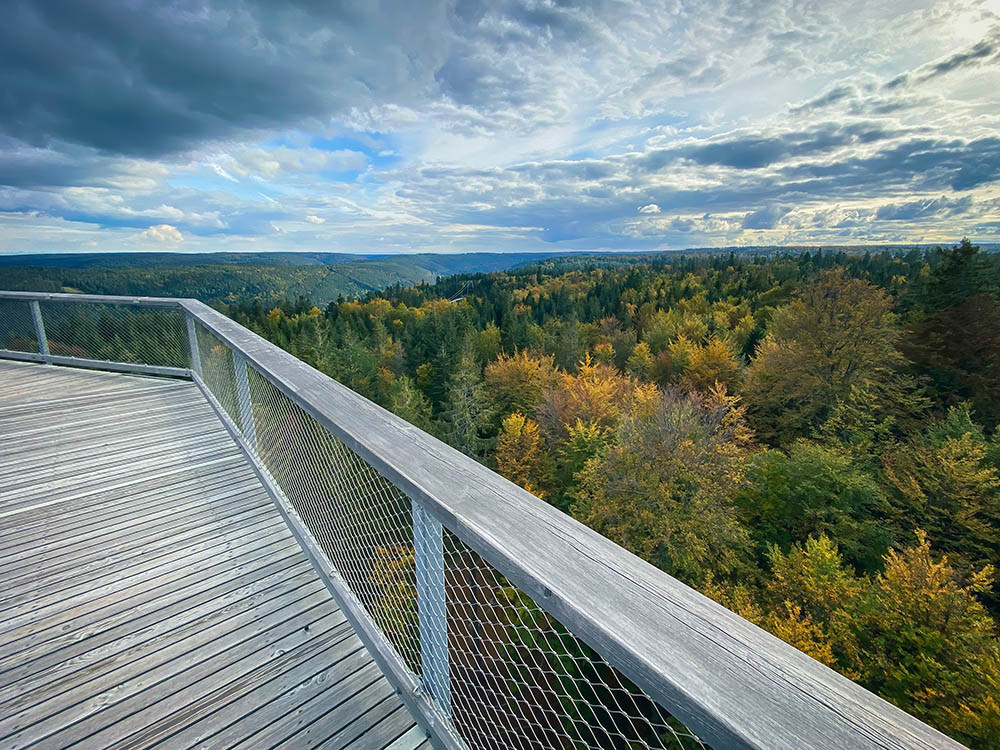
742 270 907 446
573 388 755 587
857 533 1000 747
626 341 653 379
495 412 551 498
681 337 743 394
483 350 559 418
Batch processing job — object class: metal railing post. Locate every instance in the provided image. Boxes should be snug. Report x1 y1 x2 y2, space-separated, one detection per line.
185 314 202 377
29 300 50 357
413 501 450 716
233 352 258 451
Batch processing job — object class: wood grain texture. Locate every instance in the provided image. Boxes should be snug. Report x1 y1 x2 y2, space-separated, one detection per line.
184 298 967 750
0 290 182 307
0 360 424 750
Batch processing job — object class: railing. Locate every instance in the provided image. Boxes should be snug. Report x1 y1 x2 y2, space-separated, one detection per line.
0 290 966 750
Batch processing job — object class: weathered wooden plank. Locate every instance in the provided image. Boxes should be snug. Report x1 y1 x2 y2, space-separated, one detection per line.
0 418 229 482
384 724 431 750
0 375 187 413
17 608 348 749
1 594 342 743
0 373 195 408
0 495 274 595
0 564 320 705
0 468 256 568
0 392 208 441
331 703 417 750
0 427 235 499
0 360 180 392
267 682 400 750
0 577 327 713
151 648 373 748
0 289 183 307
0 475 265 569
109 624 361 749
0 492 274 591
0 388 211 433
187 298 965 750
192 648 383 750
0 535 302 655
0 445 240 513
0 511 281 617
0 348 191 377
0 555 314 690
0 461 256 554
0 408 218 466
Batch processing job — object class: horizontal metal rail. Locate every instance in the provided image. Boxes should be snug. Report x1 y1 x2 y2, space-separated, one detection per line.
0 290 967 750
0 290 184 307
0 349 190 378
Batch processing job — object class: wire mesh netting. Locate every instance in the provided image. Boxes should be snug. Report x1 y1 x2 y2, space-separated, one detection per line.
3 298 709 749
439 533 706 750
227 355 708 750
0 299 38 353
36 300 188 367
193 321 242 428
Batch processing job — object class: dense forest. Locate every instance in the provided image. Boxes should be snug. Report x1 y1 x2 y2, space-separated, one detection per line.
0 252 561 305
216 240 1000 747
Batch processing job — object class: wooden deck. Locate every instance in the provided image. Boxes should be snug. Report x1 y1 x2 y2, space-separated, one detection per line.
0 360 428 750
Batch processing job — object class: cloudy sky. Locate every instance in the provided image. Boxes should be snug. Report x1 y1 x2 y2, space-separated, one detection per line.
1 0 999 255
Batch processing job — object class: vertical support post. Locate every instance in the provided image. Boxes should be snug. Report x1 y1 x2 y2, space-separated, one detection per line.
185 314 202 378
233 352 258 451
413 501 450 716
29 300 50 357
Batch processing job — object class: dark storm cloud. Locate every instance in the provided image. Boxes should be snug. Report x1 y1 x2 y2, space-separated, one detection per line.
788 84 857 114
389 127 999 248
918 29 1000 81
742 204 790 229
886 28 1000 90
639 122 907 172
792 28 1000 118
0 0 449 157
874 195 974 221
778 136 1000 193
0 138 168 190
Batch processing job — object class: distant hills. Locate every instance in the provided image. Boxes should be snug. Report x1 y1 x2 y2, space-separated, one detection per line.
1 243 993 306
0 252 562 305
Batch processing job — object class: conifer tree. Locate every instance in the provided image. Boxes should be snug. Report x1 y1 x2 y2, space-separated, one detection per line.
438 348 495 460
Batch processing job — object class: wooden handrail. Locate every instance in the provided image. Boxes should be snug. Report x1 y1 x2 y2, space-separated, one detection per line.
180 298 964 750
0 290 968 749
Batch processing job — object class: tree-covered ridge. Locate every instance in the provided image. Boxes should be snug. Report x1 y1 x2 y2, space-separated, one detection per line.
0 252 561 306
222 241 1000 748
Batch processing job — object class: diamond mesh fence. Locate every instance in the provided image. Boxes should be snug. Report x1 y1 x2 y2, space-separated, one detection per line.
35 299 188 367
193 321 241 427
0 299 38 353
218 348 707 750
4 297 708 750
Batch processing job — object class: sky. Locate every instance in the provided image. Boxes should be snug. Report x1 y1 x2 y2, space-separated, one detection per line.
1 0 999 255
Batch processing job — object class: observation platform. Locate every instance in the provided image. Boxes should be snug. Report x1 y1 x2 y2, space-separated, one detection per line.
0 360 427 750
0 290 969 750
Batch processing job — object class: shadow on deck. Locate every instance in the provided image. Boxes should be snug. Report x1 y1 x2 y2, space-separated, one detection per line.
0 360 428 750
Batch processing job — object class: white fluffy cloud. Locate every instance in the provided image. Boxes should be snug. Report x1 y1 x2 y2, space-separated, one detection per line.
1 0 998 254
140 224 184 243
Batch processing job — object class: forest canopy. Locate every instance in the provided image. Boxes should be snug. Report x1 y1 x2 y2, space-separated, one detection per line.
167 241 1000 746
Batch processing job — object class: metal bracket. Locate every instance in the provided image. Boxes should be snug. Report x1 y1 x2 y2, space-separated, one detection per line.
29 300 49 357
414 500 451 717
186 315 202 377
233 352 258 451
